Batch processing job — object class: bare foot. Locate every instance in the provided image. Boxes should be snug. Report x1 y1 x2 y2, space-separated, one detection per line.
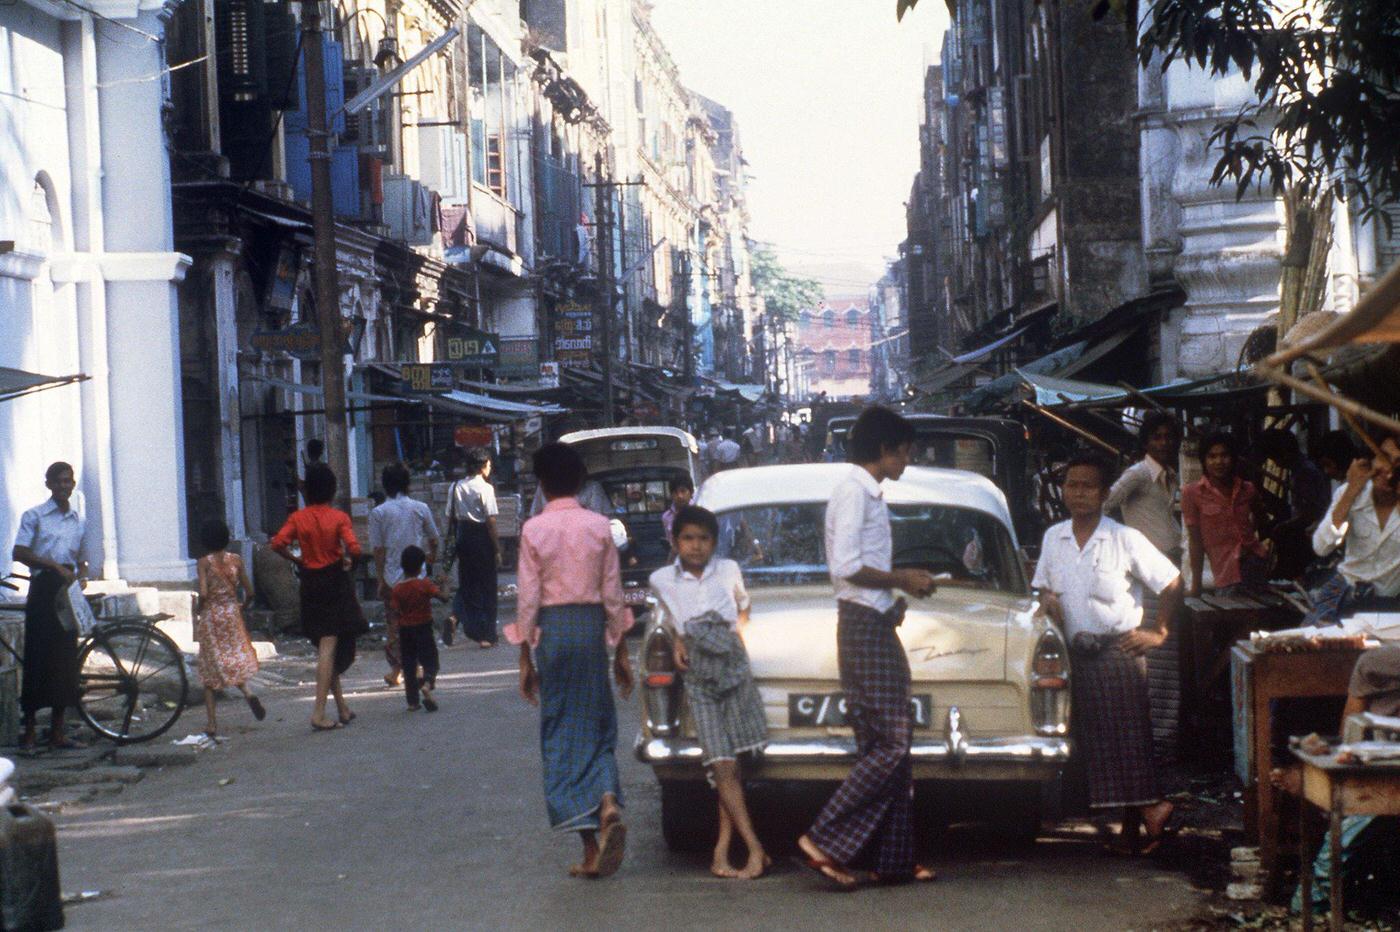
796 835 857 887
736 854 772 880
1142 800 1174 837
599 794 622 829
710 855 741 879
568 863 599 878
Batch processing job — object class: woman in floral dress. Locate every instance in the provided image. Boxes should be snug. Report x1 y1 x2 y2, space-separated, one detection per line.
196 520 266 737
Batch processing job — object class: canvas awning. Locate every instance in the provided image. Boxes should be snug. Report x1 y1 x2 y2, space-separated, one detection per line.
950 325 1030 365
427 389 564 422
0 367 88 403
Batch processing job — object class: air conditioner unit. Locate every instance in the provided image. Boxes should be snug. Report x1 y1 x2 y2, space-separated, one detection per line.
417 124 469 203
382 173 434 246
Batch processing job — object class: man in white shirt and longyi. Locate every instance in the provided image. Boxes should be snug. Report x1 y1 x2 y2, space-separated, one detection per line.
1033 451 1184 856
1306 439 1400 624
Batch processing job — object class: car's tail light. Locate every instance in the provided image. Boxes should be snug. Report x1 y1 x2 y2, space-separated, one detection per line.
1030 629 1070 736
642 628 681 735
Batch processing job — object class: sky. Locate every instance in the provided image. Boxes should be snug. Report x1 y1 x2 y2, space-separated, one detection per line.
650 0 949 298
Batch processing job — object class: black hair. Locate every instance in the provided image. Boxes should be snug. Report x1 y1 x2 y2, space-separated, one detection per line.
669 475 695 494
1314 430 1356 468
305 438 325 461
199 518 231 553
671 505 719 542
1138 411 1181 450
303 463 337 505
847 405 916 464
1063 451 1116 490
400 545 426 577
45 461 74 484
369 490 386 507
533 442 586 498
464 446 492 476
381 462 411 497
1256 428 1301 466
1196 430 1240 469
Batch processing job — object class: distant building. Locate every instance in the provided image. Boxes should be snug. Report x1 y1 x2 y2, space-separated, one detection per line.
794 297 875 401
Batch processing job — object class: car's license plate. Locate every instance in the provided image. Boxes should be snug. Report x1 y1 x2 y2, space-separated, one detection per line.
788 693 933 728
622 588 649 606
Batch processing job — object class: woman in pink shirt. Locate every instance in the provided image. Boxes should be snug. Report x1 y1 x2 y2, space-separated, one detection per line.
1184 431 1269 596
510 442 634 878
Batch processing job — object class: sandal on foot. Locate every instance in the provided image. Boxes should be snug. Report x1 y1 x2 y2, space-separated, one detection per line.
311 720 342 732
594 822 627 878
247 696 266 721
791 855 860 890
421 691 438 713
338 711 356 725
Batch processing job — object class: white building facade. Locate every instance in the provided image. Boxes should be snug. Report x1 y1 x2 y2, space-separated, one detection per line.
1 0 193 584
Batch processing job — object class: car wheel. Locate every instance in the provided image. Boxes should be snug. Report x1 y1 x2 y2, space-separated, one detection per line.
991 780 1056 846
660 779 716 853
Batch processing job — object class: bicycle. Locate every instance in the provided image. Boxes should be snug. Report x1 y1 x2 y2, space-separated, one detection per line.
1 574 188 744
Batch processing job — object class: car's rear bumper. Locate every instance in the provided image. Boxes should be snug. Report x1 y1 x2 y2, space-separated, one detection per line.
636 732 1070 781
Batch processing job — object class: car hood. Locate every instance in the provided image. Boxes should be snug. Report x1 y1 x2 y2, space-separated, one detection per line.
741 584 1020 683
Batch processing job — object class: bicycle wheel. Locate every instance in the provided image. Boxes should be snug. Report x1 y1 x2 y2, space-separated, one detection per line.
77 623 188 743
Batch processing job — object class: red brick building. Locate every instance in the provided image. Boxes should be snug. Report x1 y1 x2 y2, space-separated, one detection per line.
795 296 874 400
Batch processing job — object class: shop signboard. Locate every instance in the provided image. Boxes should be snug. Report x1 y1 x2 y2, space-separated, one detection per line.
401 363 455 393
553 301 593 367
497 337 539 377
455 425 494 448
444 327 500 367
538 362 560 388
251 320 320 360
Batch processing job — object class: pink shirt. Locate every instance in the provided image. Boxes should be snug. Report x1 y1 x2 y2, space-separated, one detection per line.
1182 476 1265 589
506 497 634 648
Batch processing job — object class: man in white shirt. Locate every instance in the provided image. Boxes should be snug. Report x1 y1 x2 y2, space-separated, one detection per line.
797 407 936 889
1105 412 1182 561
1306 446 1400 624
1034 451 1183 855
12 462 89 750
449 448 502 648
369 462 441 678
713 435 742 470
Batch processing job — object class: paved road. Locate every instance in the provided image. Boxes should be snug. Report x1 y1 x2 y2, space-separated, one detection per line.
53 625 1207 931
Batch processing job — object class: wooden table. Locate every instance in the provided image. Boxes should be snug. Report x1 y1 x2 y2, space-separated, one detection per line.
1293 749 1400 931
1230 642 1367 894
1182 591 1300 753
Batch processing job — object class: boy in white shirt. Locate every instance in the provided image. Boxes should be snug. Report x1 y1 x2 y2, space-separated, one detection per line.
649 505 770 880
1034 451 1183 855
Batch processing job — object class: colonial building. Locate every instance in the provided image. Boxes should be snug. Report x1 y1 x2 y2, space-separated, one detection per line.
1 0 193 584
795 297 875 401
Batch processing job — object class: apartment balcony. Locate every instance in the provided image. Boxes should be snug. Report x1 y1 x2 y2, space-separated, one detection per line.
473 184 518 255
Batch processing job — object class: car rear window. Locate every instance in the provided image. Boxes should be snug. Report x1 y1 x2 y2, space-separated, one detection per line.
715 502 1026 593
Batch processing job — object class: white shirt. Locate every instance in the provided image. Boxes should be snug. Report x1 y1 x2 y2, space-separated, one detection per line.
648 557 751 633
14 496 87 570
368 494 441 586
715 438 741 464
1032 516 1180 639
449 475 498 525
825 465 894 612
1105 456 1181 556
1312 482 1400 597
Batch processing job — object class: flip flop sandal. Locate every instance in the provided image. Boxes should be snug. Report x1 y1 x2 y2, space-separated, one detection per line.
790 855 861 891
593 822 627 878
311 721 342 732
421 691 438 712
338 711 357 725
247 696 267 721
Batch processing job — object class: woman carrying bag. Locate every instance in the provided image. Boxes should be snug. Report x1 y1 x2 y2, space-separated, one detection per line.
447 447 501 648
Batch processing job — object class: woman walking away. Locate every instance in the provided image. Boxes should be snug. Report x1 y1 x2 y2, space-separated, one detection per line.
1183 431 1269 596
270 464 368 731
195 519 266 738
510 442 635 878
448 447 501 648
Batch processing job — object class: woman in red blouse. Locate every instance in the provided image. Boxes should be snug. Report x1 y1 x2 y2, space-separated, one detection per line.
1183 431 1270 596
270 464 368 730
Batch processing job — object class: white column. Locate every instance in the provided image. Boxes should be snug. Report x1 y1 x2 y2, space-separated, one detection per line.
208 248 247 540
95 6 195 583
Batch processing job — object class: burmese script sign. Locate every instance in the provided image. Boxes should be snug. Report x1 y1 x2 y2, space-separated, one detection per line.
553 302 593 368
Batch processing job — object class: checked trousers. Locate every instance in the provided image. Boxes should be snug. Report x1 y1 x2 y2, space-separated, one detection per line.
807 600 915 878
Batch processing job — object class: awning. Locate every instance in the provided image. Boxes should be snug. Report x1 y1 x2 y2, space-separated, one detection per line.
950 325 1030 365
1020 371 1126 406
0 367 88 403
1268 259 1400 366
914 362 979 394
426 389 564 422
960 341 1089 411
246 374 408 405
713 381 766 403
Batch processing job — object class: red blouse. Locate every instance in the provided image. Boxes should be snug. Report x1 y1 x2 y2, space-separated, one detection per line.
270 504 361 570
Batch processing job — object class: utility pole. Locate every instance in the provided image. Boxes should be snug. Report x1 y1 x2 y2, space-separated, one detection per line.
593 153 615 426
679 249 694 385
300 0 351 504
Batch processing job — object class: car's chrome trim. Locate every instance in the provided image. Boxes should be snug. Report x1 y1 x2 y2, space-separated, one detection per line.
635 732 1071 765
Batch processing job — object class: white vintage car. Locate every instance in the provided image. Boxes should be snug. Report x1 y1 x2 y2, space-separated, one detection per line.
635 463 1071 849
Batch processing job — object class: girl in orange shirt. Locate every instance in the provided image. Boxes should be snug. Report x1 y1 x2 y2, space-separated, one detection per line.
270 463 368 731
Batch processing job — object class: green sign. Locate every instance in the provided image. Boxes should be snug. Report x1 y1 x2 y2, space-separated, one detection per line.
444 328 500 367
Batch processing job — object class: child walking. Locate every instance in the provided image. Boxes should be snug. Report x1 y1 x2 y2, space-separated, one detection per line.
648 505 770 880
195 520 266 737
391 546 448 712
270 463 368 731
509 442 635 878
